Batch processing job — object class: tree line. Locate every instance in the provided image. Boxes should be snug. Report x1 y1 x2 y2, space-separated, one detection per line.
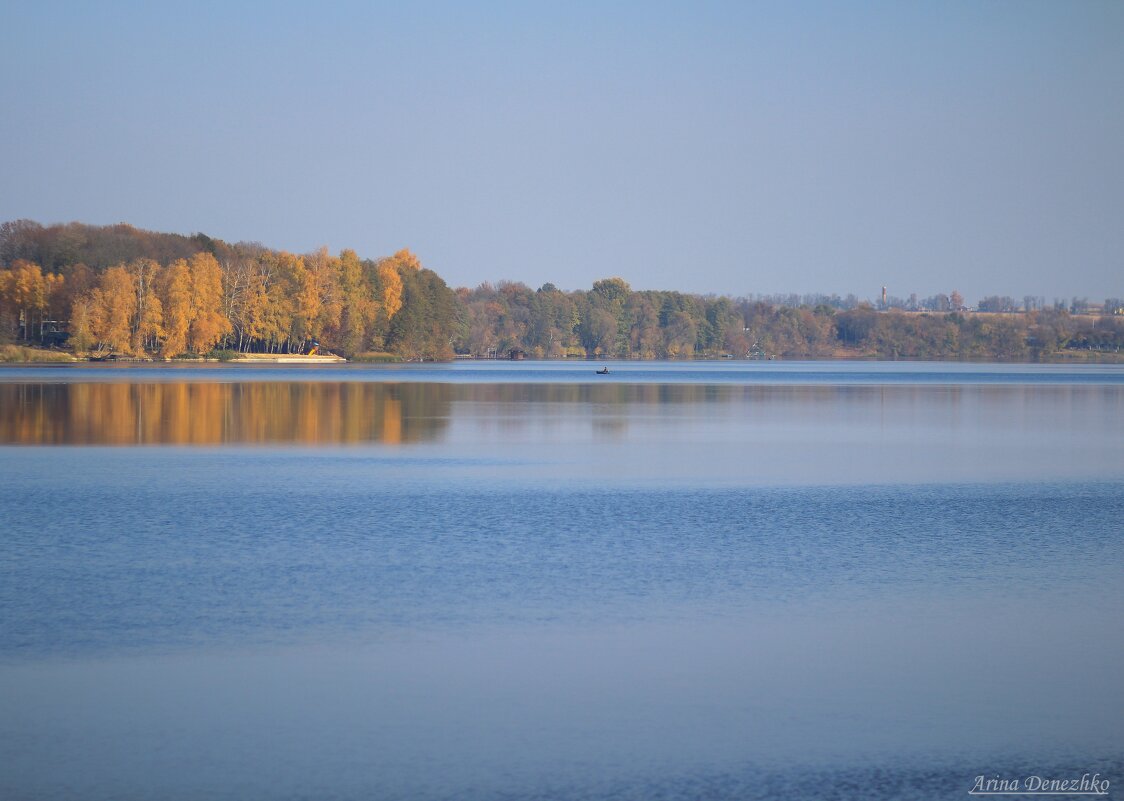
0 221 457 359
454 280 1122 361
1 220 1121 361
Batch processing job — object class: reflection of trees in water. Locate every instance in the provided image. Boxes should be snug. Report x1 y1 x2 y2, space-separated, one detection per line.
447 382 874 408
0 383 452 445
448 384 738 405
443 384 897 406
2 382 814 445
442 382 1124 435
4 381 1119 446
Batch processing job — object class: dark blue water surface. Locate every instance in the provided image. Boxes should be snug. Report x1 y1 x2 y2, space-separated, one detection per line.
1 472 1121 656
1 362 1122 800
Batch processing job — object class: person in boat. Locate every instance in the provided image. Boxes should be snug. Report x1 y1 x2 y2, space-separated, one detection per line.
596 367 609 374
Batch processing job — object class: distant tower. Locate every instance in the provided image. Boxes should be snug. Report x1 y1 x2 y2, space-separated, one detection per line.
881 286 887 309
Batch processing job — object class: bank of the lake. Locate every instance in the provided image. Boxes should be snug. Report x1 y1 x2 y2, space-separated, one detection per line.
2 342 1123 366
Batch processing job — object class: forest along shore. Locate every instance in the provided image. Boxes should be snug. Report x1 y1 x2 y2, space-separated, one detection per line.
2 220 1122 364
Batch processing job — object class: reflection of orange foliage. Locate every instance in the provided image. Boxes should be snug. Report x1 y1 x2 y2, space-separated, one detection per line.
0 382 449 446
381 397 402 445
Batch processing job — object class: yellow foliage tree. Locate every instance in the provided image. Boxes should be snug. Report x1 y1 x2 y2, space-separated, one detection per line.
68 296 95 352
377 261 404 320
338 248 377 354
137 291 165 353
0 271 10 332
129 259 163 354
391 249 422 272
94 266 137 354
46 272 65 319
160 259 193 357
244 252 283 349
292 255 321 342
187 252 231 353
303 247 341 346
1 260 56 339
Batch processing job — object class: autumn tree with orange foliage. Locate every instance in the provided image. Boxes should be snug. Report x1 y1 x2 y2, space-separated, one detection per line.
377 261 404 319
187 252 231 353
337 249 378 354
159 259 193 357
130 259 164 353
390 248 421 272
0 260 64 341
4 220 462 359
89 266 137 354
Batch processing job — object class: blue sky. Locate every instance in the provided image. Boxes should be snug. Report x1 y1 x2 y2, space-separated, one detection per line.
2 0 1121 302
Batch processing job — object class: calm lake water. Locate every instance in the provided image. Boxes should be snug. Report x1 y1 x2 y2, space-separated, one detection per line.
1 361 1122 800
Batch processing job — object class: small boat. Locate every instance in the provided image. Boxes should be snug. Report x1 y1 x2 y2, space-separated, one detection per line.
596 367 610 375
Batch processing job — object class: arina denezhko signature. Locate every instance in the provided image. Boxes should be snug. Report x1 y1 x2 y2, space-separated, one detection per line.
970 774 1110 795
